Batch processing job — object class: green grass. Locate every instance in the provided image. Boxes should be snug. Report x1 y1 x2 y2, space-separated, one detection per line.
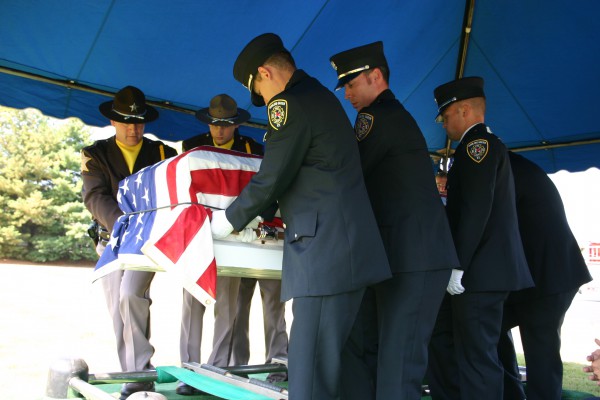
516 354 600 397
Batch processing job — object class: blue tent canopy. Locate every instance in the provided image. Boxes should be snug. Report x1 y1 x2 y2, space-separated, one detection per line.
1 0 598 173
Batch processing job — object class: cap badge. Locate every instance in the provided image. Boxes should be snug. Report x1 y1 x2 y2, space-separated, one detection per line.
355 113 374 141
466 139 489 163
268 99 288 130
130 102 139 113
80 151 92 172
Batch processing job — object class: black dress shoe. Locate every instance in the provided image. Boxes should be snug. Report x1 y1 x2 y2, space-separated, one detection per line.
176 381 205 396
266 372 288 383
120 381 155 399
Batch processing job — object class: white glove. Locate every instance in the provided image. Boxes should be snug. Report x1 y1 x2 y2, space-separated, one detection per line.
211 210 234 239
244 215 264 230
237 227 257 243
447 269 465 295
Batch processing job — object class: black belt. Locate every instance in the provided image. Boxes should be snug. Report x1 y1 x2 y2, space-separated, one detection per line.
98 227 110 241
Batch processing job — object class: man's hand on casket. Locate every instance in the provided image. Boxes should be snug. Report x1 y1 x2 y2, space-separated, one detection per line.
237 228 257 242
446 269 465 295
211 210 234 239
244 215 264 230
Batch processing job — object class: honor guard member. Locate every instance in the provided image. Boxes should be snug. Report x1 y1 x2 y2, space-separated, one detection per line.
176 94 288 394
81 86 177 399
330 42 459 399
427 77 533 400
498 151 592 400
210 33 392 400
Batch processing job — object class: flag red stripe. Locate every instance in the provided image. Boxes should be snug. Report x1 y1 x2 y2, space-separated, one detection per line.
153 205 208 263
198 258 217 299
165 153 188 208
190 169 256 197
189 145 263 160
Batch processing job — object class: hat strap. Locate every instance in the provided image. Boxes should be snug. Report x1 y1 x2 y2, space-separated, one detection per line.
245 74 254 91
112 107 147 120
209 116 237 124
337 65 370 80
436 97 457 113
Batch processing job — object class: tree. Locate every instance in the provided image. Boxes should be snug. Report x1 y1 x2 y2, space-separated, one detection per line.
0 106 97 262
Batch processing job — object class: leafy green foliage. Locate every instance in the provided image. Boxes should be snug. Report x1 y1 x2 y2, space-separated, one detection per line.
0 106 97 261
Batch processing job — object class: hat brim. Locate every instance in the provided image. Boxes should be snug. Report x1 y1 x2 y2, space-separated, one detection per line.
195 107 251 126
334 71 363 91
99 101 159 124
251 91 265 107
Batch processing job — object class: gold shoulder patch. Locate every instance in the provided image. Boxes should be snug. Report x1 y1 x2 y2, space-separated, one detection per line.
81 151 92 172
355 113 374 141
268 99 288 130
466 139 489 163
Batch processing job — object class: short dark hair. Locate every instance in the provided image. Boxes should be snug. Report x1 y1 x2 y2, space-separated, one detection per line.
264 51 296 71
365 65 389 84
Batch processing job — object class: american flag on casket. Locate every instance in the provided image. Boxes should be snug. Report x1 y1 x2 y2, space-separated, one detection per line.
93 146 262 305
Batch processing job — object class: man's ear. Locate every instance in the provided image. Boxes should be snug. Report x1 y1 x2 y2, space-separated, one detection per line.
372 67 383 81
257 65 270 80
459 102 470 118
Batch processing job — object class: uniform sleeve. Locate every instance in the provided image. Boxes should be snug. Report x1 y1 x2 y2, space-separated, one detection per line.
452 141 499 270
226 97 311 230
81 149 123 232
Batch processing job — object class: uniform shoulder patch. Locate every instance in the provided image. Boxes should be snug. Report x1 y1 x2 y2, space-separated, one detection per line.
466 139 489 163
355 113 374 141
268 99 288 130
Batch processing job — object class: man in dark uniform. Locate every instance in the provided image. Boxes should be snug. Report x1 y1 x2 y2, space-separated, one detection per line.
210 33 392 400
176 94 288 394
498 151 592 400
329 42 459 399
81 86 177 399
427 77 533 400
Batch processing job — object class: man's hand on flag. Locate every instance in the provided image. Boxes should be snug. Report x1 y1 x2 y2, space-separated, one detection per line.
211 210 235 239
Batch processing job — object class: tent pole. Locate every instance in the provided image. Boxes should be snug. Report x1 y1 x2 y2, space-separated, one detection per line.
510 138 600 152
0 66 268 130
455 0 476 79
442 0 476 166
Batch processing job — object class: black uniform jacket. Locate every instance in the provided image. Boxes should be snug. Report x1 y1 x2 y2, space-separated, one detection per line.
226 70 392 301
446 123 533 291
509 151 591 295
81 136 177 232
356 89 459 273
181 130 264 155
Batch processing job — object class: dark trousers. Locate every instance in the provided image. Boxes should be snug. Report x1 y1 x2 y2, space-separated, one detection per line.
288 288 365 400
499 288 578 400
378 270 450 399
342 269 450 400
428 291 509 400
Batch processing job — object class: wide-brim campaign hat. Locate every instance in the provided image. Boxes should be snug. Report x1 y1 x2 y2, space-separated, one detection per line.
433 76 485 122
233 33 290 107
195 94 251 126
330 41 388 90
99 85 159 123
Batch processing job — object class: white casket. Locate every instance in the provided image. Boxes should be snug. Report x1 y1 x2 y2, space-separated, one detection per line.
214 237 283 280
